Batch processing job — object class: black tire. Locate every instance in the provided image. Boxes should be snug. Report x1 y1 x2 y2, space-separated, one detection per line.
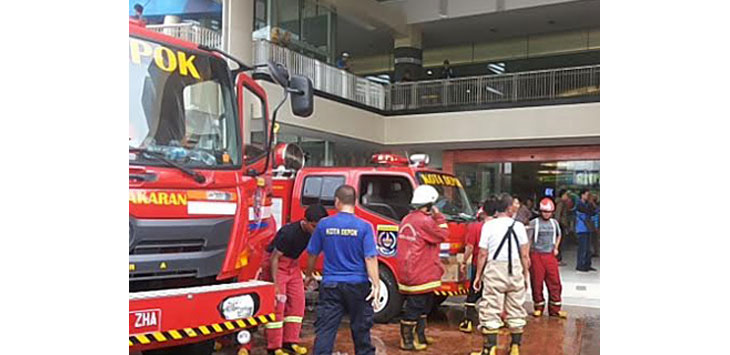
374 266 403 324
142 340 214 355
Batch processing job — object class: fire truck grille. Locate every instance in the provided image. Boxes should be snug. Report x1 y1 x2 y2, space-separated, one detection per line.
131 239 205 255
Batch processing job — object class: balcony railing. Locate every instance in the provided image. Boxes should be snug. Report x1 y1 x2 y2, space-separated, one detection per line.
253 40 387 110
148 24 598 113
388 65 599 111
146 23 222 50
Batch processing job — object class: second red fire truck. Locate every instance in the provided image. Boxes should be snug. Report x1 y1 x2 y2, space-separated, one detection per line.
269 147 476 322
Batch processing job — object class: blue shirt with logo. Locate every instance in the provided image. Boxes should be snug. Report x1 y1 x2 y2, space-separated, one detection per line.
307 212 377 284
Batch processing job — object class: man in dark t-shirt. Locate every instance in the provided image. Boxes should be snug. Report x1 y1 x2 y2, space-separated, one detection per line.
260 204 328 355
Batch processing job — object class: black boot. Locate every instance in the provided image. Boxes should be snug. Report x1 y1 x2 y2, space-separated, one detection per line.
400 320 426 351
459 305 476 333
469 329 497 355
416 315 434 345
509 332 523 355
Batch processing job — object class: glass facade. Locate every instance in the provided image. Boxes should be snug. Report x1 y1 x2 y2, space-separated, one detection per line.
455 160 600 206
275 131 380 168
253 0 337 63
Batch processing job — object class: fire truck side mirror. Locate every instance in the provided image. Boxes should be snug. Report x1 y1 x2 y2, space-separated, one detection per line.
289 75 313 118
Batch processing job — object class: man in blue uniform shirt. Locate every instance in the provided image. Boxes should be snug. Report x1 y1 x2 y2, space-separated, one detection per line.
305 185 380 355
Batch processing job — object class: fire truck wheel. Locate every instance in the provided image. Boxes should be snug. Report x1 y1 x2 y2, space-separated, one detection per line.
373 266 402 324
142 340 215 355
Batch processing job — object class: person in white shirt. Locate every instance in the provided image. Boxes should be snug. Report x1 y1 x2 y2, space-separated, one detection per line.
470 194 530 355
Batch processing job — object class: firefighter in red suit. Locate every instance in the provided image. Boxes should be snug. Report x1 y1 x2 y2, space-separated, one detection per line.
396 185 450 351
259 204 329 355
528 198 567 318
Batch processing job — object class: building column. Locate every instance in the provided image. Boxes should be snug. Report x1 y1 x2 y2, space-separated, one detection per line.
222 0 255 144
222 0 254 65
393 25 423 82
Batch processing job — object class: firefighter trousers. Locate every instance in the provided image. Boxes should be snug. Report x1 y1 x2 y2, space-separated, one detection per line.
260 255 305 350
477 261 527 332
529 252 562 315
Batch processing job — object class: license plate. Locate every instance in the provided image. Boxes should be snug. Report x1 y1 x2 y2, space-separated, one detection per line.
129 309 161 334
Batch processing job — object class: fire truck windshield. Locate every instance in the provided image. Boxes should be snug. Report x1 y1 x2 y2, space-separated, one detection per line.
415 172 475 220
129 37 241 168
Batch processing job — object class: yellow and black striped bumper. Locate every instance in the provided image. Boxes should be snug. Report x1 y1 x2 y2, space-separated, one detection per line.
129 313 276 346
433 288 468 297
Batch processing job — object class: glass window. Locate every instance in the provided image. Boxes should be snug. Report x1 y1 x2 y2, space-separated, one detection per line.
415 172 475 220
242 87 268 165
301 175 345 206
359 175 414 221
455 160 600 205
129 37 240 167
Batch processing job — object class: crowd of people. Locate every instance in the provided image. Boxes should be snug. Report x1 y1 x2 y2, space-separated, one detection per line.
256 185 598 355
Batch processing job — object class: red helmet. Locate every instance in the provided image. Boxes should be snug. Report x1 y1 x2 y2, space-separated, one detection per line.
539 198 555 212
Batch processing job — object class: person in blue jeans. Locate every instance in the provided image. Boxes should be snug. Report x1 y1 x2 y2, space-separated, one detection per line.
305 185 381 355
575 189 597 272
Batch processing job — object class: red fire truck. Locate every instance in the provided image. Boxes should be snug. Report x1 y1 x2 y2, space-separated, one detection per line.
269 148 476 322
129 20 313 354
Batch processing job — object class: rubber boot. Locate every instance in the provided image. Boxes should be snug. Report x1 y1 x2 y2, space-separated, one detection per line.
550 310 568 318
459 305 476 333
267 349 288 355
509 332 522 355
283 343 308 354
417 315 435 345
400 320 426 351
469 329 498 355
532 309 543 317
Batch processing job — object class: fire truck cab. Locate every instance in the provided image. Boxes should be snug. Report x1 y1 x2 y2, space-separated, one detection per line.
270 149 476 322
129 20 313 354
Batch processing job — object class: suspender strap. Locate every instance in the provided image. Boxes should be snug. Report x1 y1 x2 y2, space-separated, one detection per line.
492 220 520 275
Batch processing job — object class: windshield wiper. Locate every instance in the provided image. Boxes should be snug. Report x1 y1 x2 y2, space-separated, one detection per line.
129 147 206 184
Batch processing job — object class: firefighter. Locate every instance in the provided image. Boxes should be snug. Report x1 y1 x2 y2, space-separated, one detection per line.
458 197 497 333
471 194 530 355
529 198 568 318
260 204 329 355
396 185 450 351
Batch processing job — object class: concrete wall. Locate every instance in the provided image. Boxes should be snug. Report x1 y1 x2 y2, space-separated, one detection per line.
257 81 386 144
384 102 599 145
258 81 598 148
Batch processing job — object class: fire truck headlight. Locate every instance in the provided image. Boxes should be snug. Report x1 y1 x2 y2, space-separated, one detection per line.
220 295 255 320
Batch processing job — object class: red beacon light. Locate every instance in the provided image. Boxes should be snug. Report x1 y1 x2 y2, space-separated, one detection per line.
371 153 410 167
370 153 430 168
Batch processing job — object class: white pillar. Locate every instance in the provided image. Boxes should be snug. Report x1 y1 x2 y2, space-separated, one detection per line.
222 0 255 146
222 0 253 65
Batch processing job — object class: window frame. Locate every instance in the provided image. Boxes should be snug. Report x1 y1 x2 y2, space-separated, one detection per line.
299 174 346 208
357 173 415 223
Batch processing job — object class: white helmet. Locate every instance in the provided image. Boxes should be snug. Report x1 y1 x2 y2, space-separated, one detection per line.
411 185 439 207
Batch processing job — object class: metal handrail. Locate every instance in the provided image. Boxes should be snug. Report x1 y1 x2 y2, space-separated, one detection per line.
252 40 387 110
147 24 598 112
388 65 599 111
146 23 222 50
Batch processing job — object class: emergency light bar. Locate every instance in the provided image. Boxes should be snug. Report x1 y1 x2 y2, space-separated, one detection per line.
370 153 431 167
371 153 410 166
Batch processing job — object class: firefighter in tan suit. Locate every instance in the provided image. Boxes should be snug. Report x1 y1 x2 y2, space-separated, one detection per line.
470 194 530 355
